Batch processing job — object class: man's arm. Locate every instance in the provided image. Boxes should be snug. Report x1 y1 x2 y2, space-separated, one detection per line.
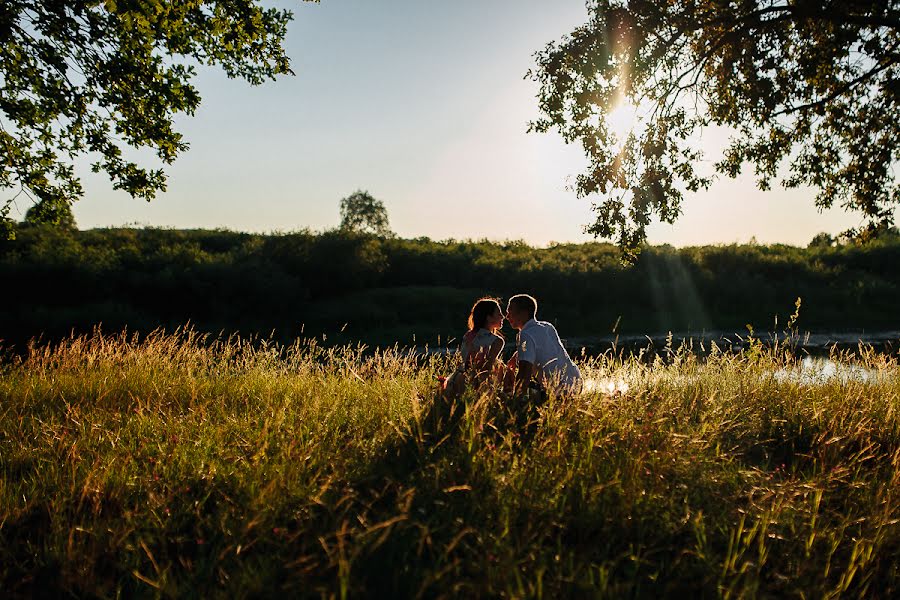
514 360 535 394
515 331 538 394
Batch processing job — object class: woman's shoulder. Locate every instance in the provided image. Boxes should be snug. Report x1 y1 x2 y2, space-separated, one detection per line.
469 328 499 346
481 330 504 349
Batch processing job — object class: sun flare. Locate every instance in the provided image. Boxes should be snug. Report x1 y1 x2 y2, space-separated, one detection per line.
606 99 639 145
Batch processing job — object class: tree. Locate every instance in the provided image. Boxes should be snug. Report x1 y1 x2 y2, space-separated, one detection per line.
339 190 393 237
23 197 77 230
1 0 318 237
529 1 900 253
808 232 835 249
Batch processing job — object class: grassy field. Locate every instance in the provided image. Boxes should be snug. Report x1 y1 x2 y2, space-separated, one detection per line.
1 330 899 598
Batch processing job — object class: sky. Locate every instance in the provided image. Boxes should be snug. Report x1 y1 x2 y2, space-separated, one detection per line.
59 0 878 247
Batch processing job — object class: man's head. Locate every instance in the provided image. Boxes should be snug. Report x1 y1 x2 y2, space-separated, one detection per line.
506 294 537 330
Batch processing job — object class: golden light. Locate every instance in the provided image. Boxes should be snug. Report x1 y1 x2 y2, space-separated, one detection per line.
606 98 639 146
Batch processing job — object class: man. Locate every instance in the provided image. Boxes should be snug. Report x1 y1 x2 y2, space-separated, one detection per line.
505 294 582 397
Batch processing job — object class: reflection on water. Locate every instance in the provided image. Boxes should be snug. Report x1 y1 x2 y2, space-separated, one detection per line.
580 358 882 398
583 377 630 395
774 357 879 384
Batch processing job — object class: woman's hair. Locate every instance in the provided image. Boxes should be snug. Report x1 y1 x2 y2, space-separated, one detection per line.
467 297 502 332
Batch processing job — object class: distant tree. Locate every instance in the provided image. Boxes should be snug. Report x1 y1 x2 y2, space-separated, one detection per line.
1 1 319 238
808 232 835 249
530 1 900 252
23 198 77 230
339 191 393 237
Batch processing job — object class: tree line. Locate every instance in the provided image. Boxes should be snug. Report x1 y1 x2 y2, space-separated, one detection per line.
1 225 898 349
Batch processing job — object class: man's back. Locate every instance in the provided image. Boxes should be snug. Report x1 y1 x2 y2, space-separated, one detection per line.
517 319 582 392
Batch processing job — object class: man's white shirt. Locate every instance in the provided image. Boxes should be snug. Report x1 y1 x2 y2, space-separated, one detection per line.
517 318 582 392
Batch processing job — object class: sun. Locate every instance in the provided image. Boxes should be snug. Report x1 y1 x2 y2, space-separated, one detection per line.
606 99 639 146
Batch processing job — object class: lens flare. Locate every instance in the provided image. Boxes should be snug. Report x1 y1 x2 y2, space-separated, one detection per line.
606 99 639 146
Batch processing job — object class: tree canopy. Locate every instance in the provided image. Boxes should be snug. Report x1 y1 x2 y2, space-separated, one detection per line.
23 194 77 230
1 0 317 238
339 190 393 237
529 0 900 252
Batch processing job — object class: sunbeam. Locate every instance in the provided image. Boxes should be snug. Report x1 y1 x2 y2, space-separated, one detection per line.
606 98 639 146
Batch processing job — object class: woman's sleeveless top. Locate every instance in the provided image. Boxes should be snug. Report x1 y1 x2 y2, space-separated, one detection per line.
461 328 502 365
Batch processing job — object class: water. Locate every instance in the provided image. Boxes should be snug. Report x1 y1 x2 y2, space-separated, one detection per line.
583 377 630 395
565 330 900 358
576 358 882 400
773 356 880 385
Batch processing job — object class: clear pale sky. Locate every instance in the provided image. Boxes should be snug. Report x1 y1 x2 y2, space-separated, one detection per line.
63 0 877 247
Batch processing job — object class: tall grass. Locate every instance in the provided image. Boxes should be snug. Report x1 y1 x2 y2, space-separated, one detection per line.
1 330 899 597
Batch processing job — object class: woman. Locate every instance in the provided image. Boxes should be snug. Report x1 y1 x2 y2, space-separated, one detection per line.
443 298 506 397
461 297 505 376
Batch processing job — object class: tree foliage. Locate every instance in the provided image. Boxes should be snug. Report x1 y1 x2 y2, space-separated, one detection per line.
339 190 393 237
530 0 900 252
4 226 900 348
23 197 77 230
0 0 317 234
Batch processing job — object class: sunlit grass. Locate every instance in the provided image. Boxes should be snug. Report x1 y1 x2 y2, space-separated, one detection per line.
1 329 899 596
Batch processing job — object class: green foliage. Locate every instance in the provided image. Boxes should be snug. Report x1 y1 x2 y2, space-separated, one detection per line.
0 0 317 236
23 197 77 229
1 227 900 348
530 2 900 251
809 232 835 249
339 190 393 237
1 331 899 595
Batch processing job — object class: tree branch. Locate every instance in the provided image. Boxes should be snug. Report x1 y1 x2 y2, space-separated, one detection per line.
772 44 900 117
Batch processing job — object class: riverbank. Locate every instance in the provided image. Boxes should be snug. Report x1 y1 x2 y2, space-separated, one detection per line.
407 329 900 359
565 329 900 355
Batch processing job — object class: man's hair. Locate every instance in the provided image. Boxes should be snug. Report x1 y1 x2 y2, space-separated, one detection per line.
508 294 537 319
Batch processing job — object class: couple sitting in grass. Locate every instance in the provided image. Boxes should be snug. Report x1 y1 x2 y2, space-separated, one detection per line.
445 294 582 399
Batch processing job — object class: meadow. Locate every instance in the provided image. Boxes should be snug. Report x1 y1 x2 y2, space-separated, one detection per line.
2 330 899 597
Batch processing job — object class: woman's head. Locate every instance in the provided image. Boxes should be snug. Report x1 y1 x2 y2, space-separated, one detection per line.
468 297 503 332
